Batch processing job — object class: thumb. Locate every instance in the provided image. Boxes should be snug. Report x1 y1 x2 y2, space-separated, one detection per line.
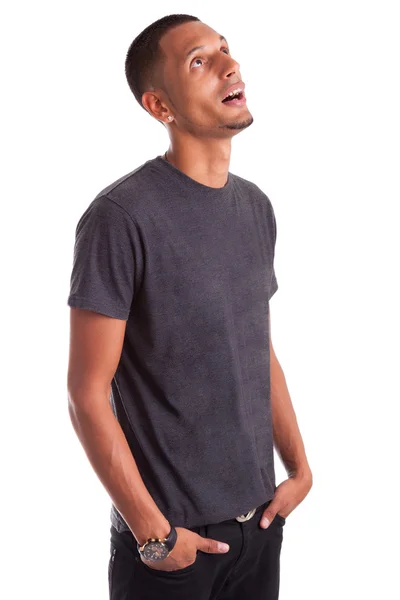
260 501 280 529
198 536 230 554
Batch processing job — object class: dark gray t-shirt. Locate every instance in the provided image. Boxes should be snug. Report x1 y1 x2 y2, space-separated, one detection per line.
67 154 279 533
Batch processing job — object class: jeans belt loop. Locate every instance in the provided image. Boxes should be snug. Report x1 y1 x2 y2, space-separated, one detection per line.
235 507 257 522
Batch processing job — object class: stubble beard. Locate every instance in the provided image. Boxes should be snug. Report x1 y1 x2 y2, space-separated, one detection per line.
222 114 254 131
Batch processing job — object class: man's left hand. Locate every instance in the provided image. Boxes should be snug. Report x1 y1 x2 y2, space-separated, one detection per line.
259 472 313 528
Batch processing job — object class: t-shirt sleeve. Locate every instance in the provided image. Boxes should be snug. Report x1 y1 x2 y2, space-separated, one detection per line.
268 199 279 300
270 266 278 300
67 195 143 320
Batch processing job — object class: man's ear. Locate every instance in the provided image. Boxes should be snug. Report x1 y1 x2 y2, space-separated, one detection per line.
142 91 170 123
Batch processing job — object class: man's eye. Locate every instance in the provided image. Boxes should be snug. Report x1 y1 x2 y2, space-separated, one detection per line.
191 48 230 68
192 58 204 68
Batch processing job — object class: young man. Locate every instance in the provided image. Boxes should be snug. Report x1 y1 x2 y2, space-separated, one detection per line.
67 14 312 600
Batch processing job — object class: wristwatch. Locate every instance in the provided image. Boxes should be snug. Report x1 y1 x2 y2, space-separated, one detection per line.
137 524 178 561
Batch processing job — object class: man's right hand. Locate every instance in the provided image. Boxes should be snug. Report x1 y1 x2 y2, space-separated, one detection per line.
139 526 230 572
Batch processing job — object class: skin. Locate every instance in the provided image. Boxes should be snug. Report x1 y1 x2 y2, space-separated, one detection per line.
142 20 253 189
264 312 313 528
68 20 312 574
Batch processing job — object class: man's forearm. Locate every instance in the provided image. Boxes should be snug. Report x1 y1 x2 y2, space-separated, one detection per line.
270 355 312 481
67 390 170 545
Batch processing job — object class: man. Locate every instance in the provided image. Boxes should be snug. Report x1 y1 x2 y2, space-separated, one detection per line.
67 13 312 600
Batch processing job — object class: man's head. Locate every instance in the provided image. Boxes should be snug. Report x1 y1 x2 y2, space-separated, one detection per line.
125 15 253 138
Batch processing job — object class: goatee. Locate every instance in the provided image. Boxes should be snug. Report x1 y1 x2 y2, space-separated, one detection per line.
224 115 254 130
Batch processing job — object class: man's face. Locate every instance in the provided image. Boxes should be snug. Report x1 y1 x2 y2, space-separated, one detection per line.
157 21 253 136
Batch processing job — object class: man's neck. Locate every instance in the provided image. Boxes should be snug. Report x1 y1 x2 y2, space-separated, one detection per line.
165 138 232 189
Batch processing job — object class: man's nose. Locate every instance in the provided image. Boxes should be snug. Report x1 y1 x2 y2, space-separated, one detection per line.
223 56 241 78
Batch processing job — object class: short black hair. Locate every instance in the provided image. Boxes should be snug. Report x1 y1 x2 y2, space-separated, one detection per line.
125 14 200 111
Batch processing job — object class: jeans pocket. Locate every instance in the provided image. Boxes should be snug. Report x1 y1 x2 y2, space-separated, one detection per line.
274 513 286 526
139 553 198 576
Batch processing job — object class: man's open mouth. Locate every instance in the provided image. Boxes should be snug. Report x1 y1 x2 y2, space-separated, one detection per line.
222 89 245 103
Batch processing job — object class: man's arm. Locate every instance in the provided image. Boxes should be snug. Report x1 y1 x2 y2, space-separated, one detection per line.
268 308 313 483
67 307 170 545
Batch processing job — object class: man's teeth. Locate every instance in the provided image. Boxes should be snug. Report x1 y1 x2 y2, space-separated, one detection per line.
224 89 242 100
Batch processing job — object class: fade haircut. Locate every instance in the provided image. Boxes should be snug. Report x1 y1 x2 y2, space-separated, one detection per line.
125 14 200 112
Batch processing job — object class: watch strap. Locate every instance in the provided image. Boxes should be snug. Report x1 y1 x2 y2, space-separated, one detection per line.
137 524 177 555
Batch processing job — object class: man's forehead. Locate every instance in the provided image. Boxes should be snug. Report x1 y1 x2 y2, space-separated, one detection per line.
160 22 223 58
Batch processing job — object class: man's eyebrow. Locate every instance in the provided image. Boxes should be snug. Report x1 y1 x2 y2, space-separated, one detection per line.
184 35 228 62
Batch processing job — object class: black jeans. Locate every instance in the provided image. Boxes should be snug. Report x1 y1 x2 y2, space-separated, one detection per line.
108 498 285 600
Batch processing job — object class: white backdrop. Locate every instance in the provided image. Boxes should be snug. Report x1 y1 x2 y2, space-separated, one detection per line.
2 1 399 599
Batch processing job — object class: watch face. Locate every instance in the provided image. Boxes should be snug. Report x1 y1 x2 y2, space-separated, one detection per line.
142 542 169 561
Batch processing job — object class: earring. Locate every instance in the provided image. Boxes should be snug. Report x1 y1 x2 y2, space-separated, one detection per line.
167 116 173 121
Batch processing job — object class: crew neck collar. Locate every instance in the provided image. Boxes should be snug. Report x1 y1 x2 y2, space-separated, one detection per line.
152 154 233 195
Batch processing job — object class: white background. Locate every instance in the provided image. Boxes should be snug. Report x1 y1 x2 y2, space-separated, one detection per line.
2 1 399 598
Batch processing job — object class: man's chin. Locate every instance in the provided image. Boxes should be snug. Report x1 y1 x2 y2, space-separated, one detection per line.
223 113 254 132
